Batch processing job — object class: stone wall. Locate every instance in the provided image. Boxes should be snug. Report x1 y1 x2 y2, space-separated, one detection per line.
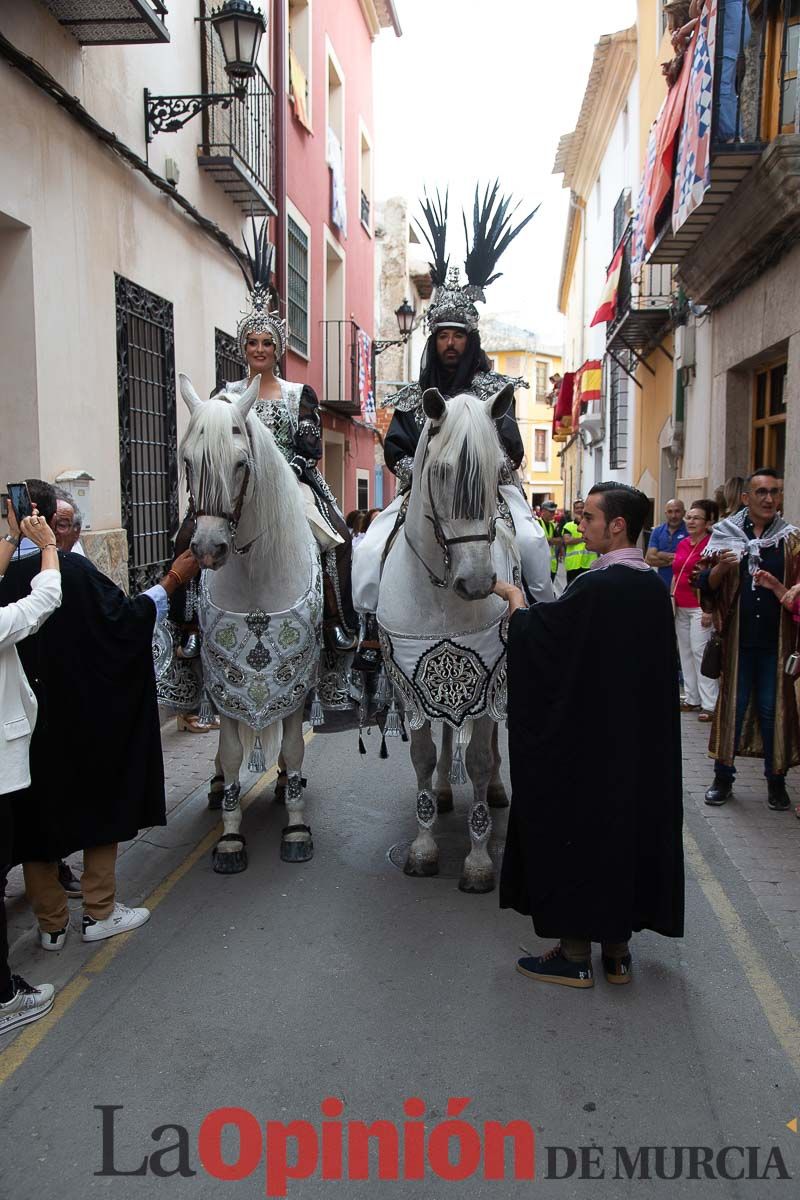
81 529 129 594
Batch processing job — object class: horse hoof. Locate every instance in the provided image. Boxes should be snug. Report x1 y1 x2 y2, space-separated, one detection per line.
435 790 454 814
212 846 248 874
280 824 313 863
487 786 509 809
403 858 439 877
458 874 495 894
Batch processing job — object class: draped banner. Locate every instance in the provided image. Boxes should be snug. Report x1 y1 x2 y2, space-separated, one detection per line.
552 371 575 441
673 0 718 233
573 359 602 432
356 329 376 423
632 108 661 277
590 242 624 328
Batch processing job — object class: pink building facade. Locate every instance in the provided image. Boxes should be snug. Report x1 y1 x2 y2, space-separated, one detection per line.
277 0 400 515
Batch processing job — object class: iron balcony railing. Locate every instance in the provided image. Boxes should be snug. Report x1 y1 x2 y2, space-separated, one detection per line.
712 0 799 151
607 224 674 359
360 190 371 228
200 26 276 213
320 319 363 415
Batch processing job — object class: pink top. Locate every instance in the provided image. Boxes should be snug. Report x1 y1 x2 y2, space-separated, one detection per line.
671 534 709 608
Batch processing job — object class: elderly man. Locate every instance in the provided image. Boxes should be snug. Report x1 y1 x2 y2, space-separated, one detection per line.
646 498 688 587
0 478 198 949
52 488 84 556
497 482 684 988
700 468 800 812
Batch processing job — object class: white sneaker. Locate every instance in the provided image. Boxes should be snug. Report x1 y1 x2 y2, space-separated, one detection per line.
82 902 150 943
0 975 55 1036
39 926 68 952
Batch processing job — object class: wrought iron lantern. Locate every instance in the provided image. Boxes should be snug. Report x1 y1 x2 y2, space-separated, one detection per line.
144 1 267 146
373 299 418 358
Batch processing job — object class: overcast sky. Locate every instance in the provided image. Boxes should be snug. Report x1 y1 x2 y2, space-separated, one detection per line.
373 0 637 347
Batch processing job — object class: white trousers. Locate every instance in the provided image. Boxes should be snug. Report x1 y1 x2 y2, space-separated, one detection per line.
675 605 719 713
352 484 554 614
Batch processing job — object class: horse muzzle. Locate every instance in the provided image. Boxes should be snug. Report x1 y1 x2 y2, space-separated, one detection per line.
190 537 230 570
453 571 497 602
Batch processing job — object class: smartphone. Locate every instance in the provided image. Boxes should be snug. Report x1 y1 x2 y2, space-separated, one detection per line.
7 482 33 522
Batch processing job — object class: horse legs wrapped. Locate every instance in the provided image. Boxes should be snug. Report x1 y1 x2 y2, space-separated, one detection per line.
459 715 495 894
213 716 248 874
434 724 454 813
487 721 509 808
279 707 313 863
405 723 439 876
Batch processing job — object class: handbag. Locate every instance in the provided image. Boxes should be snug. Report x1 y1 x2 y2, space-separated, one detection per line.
701 629 723 679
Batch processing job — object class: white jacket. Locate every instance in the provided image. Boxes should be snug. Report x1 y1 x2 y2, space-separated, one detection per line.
0 568 61 796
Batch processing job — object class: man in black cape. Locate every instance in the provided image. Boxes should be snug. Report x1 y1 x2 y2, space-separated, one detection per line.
496 482 684 989
0 479 195 948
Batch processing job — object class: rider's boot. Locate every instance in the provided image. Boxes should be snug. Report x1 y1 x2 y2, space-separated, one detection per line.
353 613 381 673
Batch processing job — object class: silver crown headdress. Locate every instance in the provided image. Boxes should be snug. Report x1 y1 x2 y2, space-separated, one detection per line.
416 182 539 335
235 213 288 360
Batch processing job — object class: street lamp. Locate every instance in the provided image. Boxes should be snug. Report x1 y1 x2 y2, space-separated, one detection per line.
144 1 267 146
373 299 418 358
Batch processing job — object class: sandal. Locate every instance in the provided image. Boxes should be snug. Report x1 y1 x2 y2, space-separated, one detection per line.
176 713 220 733
698 712 713 723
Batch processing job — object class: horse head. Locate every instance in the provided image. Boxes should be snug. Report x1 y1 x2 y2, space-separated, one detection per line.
179 373 260 569
418 383 513 601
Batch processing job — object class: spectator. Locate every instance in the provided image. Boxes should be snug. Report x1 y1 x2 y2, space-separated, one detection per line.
366 507 382 528
0 478 199 949
537 500 560 582
700 469 800 812
496 482 684 988
714 475 745 522
52 488 85 556
646 498 688 587
561 498 597 586
1 501 60 1035
672 499 719 721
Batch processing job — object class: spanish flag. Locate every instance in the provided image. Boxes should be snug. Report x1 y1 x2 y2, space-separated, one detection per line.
590 242 624 327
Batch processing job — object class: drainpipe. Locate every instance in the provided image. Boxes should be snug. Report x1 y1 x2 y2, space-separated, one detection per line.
273 0 288 342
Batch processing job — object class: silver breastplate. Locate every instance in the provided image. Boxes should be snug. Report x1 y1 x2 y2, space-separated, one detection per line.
254 398 295 462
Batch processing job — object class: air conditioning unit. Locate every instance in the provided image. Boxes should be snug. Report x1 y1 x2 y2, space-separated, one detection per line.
675 322 696 370
579 412 604 446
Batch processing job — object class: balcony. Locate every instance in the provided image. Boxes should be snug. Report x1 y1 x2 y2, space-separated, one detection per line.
607 224 674 363
321 320 366 416
43 0 169 44
650 0 800 288
199 28 276 215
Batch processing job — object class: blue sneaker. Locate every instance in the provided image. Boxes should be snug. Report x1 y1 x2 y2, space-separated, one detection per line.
516 945 594 989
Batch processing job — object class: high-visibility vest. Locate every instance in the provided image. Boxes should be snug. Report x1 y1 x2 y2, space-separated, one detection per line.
538 518 558 573
562 521 597 571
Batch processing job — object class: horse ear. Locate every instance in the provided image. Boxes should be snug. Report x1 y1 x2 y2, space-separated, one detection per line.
486 382 514 422
422 388 447 422
235 373 261 422
179 373 203 413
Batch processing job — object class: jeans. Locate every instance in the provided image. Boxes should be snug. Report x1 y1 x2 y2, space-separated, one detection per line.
715 647 781 781
0 802 13 997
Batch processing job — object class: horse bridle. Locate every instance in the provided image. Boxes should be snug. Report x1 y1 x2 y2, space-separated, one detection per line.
403 447 497 590
185 433 256 557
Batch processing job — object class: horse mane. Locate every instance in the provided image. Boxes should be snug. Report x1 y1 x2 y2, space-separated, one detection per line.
180 393 311 578
417 391 503 521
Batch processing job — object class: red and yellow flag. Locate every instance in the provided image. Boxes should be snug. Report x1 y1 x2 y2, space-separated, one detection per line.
590 243 624 327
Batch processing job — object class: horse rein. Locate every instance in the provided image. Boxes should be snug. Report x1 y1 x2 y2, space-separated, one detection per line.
184 415 259 556
403 445 497 590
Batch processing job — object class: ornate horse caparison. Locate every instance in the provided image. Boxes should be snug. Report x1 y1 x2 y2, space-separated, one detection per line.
377 385 531 893
180 373 321 873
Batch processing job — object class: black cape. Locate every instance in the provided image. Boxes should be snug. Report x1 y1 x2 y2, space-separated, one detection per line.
499 565 684 941
0 552 166 862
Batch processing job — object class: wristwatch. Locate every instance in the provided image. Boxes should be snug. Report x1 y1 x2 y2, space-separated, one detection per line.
2 533 19 546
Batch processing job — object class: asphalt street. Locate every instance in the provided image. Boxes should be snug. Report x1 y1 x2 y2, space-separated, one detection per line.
1 722 799 1199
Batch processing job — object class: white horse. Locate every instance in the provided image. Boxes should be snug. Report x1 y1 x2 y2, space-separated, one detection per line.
376 385 531 893
179 373 320 873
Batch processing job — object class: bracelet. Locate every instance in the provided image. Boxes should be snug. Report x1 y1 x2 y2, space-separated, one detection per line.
2 533 19 546
42 542 57 550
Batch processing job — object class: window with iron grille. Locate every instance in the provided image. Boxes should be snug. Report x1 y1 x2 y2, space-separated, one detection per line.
116 275 178 594
288 216 310 356
609 357 629 470
613 188 631 250
215 328 245 392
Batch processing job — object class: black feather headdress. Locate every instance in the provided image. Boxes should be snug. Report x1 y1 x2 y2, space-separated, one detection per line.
463 181 539 295
415 189 450 289
235 212 287 359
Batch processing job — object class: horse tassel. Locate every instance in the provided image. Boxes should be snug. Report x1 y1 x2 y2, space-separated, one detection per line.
385 699 403 738
375 670 391 710
449 722 470 785
248 735 266 773
198 688 215 727
310 690 325 727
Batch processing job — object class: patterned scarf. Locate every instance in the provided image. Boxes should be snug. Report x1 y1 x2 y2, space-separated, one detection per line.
589 547 652 572
702 509 798 580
